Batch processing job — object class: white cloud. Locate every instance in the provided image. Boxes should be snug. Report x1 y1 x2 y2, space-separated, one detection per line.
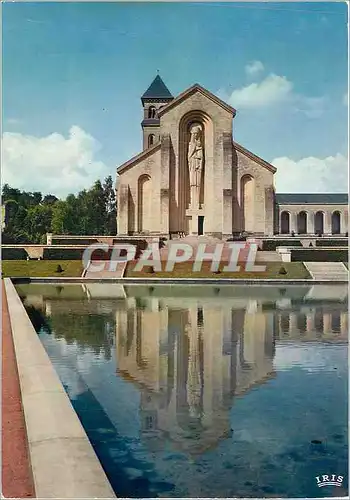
227 73 325 117
272 153 348 193
2 126 110 197
6 118 23 125
245 60 264 77
228 74 293 108
293 96 326 118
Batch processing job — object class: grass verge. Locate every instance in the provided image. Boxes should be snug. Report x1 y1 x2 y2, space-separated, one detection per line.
125 261 311 279
1 260 83 278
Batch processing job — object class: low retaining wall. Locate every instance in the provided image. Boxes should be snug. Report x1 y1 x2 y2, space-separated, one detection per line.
3 278 116 499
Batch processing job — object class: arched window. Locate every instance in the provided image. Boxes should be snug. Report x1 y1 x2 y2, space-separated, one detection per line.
138 174 152 233
240 175 255 233
148 134 155 147
148 106 156 119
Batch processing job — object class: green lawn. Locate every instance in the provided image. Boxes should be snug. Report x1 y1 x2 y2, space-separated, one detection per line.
1 259 312 279
125 261 311 279
1 260 83 278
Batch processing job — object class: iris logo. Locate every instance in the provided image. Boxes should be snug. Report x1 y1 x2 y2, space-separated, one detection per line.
315 474 344 488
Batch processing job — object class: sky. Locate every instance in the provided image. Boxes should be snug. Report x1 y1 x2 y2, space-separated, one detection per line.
2 1 348 198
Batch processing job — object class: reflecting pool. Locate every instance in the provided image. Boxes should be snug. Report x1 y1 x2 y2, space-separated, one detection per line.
17 283 348 498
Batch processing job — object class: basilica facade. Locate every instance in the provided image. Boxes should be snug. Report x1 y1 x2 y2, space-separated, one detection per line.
116 76 348 238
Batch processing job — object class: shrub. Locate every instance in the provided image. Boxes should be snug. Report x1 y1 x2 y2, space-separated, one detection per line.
278 266 288 275
55 264 63 273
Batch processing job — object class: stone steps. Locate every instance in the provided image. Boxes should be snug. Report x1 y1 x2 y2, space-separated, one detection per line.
304 262 348 281
84 261 127 278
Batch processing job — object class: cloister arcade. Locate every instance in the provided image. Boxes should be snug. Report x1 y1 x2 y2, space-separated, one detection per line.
279 209 346 235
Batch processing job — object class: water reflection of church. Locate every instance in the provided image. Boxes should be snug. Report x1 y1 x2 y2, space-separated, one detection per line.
115 298 275 454
115 294 347 455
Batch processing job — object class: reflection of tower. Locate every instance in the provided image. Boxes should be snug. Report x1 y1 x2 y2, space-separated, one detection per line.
186 308 203 418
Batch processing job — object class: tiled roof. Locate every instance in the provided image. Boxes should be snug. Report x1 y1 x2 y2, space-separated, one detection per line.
276 193 348 205
141 75 173 101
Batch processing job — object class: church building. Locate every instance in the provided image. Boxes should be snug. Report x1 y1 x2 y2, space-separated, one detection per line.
116 76 348 238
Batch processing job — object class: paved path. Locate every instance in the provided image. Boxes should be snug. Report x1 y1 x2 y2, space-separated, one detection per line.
2 282 35 498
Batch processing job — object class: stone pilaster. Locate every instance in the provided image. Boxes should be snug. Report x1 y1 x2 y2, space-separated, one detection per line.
264 186 274 236
223 133 233 235
160 134 171 234
117 184 129 235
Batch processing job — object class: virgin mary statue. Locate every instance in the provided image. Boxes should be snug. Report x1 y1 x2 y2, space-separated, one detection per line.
187 123 203 208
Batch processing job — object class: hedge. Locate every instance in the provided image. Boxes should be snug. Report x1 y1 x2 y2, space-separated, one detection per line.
2 247 28 260
291 249 348 262
51 238 99 246
261 240 302 251
316 239 348 247
43 248 86 260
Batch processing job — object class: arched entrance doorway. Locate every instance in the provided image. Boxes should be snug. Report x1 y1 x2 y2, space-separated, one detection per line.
314 211 324 235
331 211 341 234
280 211 290 234
297 211 307 234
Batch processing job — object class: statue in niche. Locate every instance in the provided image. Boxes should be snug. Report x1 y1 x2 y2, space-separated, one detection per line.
187 123 204 208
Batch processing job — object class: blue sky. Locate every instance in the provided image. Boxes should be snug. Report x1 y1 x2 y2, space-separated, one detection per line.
3 2 348 197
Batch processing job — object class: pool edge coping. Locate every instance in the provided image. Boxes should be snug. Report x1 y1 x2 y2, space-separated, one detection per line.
3 278 117 499
9 276 349 285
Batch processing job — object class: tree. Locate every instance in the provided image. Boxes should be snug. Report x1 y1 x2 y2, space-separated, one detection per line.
42 194 59 205
25 205 53 243
103 175 116 235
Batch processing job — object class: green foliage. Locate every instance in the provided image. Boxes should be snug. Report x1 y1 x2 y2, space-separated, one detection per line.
43 248 85 260
315 239 348 247
261 240 302 251
278 266 288 275
2 247 28 260
291 249 348 262
1 175 116 244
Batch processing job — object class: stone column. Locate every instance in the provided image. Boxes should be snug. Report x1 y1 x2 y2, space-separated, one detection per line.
323 313 332 334
307 212 314 235
290 211 297 234
324 211 332 235
340 312 348 336
306 312 314 334
340 210 348 234
289 312 298 334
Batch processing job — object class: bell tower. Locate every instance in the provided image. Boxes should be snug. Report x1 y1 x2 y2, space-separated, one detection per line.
141 75 174 151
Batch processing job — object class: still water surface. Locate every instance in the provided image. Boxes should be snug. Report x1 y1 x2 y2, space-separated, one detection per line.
18 283 348 498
